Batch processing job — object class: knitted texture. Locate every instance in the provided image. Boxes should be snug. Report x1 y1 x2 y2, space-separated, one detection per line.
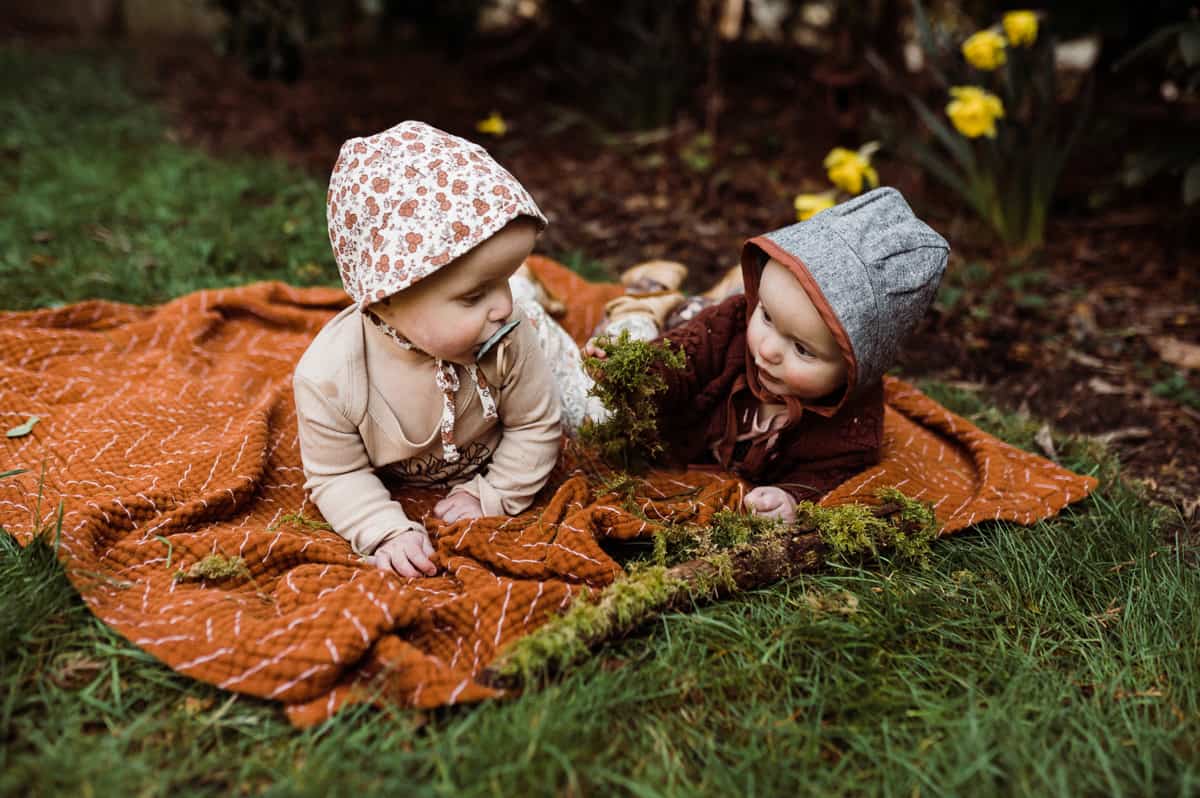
0 257 1095 726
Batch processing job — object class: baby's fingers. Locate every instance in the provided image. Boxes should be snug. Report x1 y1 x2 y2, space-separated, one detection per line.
373 548 420 579
582 339 608 359
743 491 780 513
404 542 437 576
433 495 465 520
438 502 468 523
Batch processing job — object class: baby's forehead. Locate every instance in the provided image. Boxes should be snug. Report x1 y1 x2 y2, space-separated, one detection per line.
759 261 836 336
761 258 803 287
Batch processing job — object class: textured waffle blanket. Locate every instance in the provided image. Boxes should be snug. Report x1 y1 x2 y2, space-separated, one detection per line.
0 257 1096 726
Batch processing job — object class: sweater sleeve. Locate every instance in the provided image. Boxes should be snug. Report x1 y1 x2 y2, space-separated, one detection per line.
294 374 426 555
450 322 563 516
649 295 747 417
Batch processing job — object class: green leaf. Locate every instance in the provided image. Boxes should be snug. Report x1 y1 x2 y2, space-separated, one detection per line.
1185 162 1200 205
0 468 28 480
6 416 40 438
908 146 974 205
908 96 977 175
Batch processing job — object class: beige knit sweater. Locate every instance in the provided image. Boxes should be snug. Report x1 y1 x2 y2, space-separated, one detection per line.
293 304 562 555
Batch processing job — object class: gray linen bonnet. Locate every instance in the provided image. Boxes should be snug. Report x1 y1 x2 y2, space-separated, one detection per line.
751 187 950 394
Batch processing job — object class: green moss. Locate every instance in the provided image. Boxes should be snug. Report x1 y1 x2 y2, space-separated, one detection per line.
690 551 737 596
875 487 940 565
650 523 702 568
497 488 941 683
174 554 251 583
267 510 332 533
579 330 686 470
707 508 782 550
493 567 686 681
802 488 940 567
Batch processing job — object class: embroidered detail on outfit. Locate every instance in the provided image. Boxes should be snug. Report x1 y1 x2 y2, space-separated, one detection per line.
379 441 492 487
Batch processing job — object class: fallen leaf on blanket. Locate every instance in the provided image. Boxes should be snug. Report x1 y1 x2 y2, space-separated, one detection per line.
1035 424 1058 461
6 415 39 438
175 554 251 583
48 653 105 689
1148 335 1200 370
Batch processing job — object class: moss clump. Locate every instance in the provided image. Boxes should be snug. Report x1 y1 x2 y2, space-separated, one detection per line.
643 509 788 570
707 508 783 550
174 554 251 583
594 472 642 509
492 490 940 685
491 566 686 682
580 330 686 470
650 522 702 567
267 510 332 533
801 488 939 567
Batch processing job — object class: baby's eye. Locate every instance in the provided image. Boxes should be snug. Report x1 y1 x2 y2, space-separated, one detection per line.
793 340 811 357
459 292 484 305
760 306 773 325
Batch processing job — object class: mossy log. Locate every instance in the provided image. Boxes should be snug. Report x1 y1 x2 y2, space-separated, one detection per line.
482 496 933 688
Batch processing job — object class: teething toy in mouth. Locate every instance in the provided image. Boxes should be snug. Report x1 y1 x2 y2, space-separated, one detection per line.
475 319 520 361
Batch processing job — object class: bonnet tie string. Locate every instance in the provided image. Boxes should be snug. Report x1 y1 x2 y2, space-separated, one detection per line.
367 311 498 463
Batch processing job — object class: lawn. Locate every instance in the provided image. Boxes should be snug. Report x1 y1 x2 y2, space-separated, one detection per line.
1 46 1198 797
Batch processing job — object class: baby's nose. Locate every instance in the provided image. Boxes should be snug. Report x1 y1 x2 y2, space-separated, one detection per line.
760 335 783 361
489 297 512 323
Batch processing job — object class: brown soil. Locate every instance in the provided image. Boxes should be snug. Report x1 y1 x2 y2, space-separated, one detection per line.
134 37 1200 536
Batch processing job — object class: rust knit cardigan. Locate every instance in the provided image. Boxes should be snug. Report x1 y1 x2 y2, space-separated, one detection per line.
650 294 885 502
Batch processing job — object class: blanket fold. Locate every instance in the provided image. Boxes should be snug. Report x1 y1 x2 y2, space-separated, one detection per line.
0 260 1096 726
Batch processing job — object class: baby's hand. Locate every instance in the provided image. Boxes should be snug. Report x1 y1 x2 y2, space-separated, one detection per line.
582 338 608 360
434 491 484 523
370 528 437 578
743 486 798 523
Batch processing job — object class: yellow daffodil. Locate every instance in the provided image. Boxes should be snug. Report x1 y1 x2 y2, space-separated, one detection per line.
794 191 837 221
946 86 1005 139
823 143 879 196
475 112 508 137
962 29 1007 70
1002 11 1039 47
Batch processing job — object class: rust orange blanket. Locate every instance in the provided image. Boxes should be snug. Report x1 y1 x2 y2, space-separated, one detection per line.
0 257 1096 726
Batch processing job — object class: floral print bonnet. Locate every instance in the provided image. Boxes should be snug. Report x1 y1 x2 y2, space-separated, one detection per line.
327 120 547 462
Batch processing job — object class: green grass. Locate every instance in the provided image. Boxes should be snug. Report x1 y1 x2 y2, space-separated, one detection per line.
2 46 1199 797
0 46 334 310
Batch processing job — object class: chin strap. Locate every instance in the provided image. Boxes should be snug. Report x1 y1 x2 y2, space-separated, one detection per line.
366 310 498 463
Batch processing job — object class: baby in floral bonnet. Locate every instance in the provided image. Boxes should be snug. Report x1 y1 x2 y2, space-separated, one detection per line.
294 121 597 579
